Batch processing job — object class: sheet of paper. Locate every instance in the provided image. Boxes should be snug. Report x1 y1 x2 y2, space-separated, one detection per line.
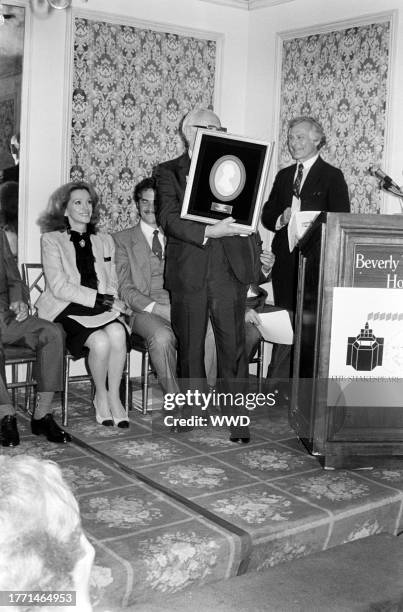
68 310 120 328
256 309 294 345
260 281 274 305
288 210 320 252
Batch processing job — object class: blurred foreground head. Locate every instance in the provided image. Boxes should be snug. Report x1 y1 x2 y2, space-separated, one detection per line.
0 455 94 611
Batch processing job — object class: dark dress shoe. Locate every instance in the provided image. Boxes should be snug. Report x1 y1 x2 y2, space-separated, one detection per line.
229 425 250 444
230 436 250 444
1 415 20 447
31 414 71 443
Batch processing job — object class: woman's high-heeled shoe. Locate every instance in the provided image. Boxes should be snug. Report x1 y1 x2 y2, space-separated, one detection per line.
95 412 114 426
112 416 129 429
112 415 129 429
109 401 129 428
93 400 113 427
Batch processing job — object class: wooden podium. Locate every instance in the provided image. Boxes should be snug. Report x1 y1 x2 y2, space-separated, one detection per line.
290 212 403 468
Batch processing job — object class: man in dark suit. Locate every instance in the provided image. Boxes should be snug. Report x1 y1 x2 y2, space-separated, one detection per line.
155 108 258 442
262 116 350 399
0 229 70 446
262 116 350 310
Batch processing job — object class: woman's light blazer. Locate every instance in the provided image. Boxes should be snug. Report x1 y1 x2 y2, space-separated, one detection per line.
36 230 118 321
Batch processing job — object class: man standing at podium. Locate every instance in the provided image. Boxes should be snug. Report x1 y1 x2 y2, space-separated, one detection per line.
261 116 350 401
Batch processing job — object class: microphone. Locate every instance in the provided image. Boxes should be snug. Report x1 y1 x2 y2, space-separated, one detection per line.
368 167 402 191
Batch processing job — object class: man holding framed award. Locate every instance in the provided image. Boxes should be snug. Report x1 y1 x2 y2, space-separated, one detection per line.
155 108 265 442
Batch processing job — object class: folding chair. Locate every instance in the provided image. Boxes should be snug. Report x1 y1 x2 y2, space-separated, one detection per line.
4 264 46 414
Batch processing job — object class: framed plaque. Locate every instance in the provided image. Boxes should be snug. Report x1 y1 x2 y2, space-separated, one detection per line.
181 129 273 232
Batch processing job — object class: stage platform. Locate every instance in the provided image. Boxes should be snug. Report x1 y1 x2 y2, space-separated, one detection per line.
4 382 403 611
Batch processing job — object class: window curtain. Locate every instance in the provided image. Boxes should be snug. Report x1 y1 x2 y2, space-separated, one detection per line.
70 17 216 231
279 20 391 214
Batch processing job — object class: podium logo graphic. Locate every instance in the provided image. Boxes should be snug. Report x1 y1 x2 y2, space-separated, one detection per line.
346 322 384 371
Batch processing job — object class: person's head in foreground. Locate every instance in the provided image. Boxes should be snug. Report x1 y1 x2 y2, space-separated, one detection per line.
0 455 94 611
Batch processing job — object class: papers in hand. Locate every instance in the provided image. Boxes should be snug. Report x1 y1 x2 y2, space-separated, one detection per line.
288 211 320 252
68 310 120 328
256 309 294 345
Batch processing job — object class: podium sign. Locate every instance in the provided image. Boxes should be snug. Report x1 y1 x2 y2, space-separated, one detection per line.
352 244 403 288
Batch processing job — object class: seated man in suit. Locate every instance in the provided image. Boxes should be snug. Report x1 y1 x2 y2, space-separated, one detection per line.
0 229 70 447
114 178 215 402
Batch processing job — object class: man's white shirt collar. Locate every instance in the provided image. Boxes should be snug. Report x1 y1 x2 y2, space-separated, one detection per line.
295 153 319 175
140 220 165 251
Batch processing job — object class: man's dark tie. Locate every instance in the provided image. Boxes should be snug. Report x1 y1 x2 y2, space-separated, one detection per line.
152 229 163 260
292 163 304 199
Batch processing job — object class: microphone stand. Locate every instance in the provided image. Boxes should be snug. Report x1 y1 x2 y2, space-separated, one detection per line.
378 181 403 212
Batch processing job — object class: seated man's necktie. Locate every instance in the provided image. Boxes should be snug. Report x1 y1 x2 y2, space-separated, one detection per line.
152 229 163 260
292 163 304 199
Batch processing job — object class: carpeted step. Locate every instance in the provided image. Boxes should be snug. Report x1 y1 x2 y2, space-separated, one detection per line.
122 534 403 612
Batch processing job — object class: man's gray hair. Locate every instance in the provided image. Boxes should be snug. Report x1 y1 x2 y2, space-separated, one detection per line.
288 116 326 149
0 455 83 596
180 107 220 148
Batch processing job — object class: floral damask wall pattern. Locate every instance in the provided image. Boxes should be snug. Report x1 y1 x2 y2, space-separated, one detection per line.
0 98 15 169
279 20 391 214
70 17 216 231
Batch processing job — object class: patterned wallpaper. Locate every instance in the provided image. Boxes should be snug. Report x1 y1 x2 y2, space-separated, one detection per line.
70 17 216 231
279 20 391 214
0 97 15 169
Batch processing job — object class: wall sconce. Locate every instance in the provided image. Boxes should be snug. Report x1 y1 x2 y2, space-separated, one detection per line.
47 0 72 8
48 0 88 6
31 0 88 16
0 2 17 24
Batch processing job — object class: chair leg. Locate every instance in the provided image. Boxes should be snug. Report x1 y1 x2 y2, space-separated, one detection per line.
32 385 38 417
142 351 150 415
62 356 69 427
124 352 130 416
257 339 265 393
11 364 17 407
25 362 33 415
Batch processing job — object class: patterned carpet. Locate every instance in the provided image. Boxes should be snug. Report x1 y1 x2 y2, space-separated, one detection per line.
4 382 403 611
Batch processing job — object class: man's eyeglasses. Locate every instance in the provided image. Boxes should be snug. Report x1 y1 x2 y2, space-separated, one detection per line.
192 125 227 133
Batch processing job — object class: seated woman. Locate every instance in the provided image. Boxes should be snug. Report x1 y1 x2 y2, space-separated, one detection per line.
37 181 129 428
